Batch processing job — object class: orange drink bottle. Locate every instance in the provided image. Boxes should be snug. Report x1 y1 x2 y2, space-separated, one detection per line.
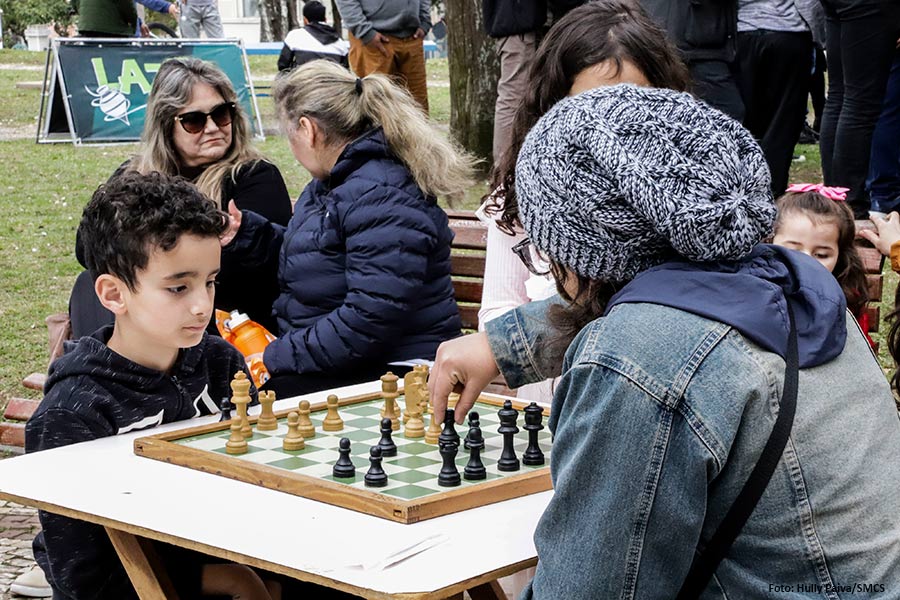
226 311 272 387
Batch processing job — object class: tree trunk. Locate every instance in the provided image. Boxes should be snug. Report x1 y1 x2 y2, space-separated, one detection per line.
444 0 498 171
258 0 301 42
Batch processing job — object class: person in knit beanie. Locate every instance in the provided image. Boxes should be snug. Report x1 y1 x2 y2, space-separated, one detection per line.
515 83 774 284
427 83 900 598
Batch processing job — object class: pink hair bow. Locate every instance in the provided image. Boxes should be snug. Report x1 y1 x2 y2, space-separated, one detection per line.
786 183 849 202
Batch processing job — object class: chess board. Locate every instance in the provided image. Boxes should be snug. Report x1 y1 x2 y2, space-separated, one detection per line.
134 389 552 523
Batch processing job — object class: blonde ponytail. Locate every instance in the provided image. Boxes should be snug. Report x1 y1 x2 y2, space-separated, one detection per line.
273 60 478 203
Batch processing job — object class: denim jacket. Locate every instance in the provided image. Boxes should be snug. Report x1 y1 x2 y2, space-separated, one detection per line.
486 287 900 598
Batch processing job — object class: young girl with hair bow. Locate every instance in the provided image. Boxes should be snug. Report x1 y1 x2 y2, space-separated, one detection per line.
772 183 872 345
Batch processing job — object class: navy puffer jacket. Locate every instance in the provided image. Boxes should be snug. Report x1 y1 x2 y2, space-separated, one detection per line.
227 128 462 375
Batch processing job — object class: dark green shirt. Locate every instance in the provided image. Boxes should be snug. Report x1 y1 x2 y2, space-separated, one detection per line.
73 0 138 36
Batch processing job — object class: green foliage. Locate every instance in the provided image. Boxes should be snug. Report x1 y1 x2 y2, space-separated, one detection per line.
1 0 73 39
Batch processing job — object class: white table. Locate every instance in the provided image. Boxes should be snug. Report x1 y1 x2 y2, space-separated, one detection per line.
0 381 551 600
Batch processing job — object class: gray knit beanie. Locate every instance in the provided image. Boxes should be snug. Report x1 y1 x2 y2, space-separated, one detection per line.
515 84 775 282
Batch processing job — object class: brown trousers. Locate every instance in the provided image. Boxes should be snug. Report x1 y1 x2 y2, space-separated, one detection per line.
349 33 429 113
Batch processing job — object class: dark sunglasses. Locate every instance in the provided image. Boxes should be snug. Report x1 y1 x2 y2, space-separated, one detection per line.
174 102 236 134
511 238 552 276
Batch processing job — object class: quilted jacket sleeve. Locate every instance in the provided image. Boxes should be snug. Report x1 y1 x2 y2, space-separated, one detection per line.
263 185 438 374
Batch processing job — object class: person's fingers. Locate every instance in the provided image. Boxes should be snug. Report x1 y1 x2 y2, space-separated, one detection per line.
858 229 885 254
858 229 878 245
428 333 499 424
428 344 455 423
453 384 480 425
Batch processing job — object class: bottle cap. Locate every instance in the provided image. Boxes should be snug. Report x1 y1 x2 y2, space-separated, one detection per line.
226 310 250 329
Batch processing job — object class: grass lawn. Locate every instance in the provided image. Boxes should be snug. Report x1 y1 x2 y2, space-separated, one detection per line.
0 48 895 416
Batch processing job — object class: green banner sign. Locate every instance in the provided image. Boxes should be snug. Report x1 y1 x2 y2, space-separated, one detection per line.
39 39 262 144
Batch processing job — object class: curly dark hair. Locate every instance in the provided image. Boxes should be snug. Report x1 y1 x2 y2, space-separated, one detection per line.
774 191 869 316
486 0 691 235
80 171 228 291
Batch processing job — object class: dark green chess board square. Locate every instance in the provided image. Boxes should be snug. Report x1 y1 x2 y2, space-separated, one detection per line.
268 456 320 470
343 417 382 430
381 484 435 500
212 444 266 455
390 455 441 469
344 404 383 417
399 441 436 456
463 471 502 483
322 474 359 484
341 429 381 442
388 470 433 484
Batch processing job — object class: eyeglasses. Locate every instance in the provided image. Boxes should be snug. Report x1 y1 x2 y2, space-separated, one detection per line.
511 238 551 276
174 102 236 134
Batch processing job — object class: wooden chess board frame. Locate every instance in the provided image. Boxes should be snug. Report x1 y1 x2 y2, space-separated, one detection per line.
134 390 551 524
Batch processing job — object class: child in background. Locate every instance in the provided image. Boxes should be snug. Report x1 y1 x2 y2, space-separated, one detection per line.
25 172 280 600
772 183 871 343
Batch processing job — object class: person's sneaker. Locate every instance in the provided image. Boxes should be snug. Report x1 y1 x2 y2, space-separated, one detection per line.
9 566 51 598
792 154 806 163
798 123 819 145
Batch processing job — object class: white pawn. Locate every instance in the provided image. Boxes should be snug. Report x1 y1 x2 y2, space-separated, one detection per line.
283 411 305 451
297 399 315 438
322 394 344 431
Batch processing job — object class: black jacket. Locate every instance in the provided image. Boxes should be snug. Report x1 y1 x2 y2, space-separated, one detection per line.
639 0 738 62
278 22 350 72
482 0 585 38
26 327 255 600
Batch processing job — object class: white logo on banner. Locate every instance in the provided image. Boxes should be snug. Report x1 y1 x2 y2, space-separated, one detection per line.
84 85 145 126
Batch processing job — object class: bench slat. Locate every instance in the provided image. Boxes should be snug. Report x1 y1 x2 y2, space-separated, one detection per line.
454 280 484 303
451 255 487 277
458 305 480 331
4 397 40 422
449 224 488 250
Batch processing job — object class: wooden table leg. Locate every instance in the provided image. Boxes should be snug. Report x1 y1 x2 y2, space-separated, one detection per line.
467 579 507 600
105 527 181 600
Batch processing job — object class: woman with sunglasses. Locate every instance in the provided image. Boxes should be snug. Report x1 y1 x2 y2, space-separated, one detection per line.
220 60 477 398
477 1 690 405
71 57 292 336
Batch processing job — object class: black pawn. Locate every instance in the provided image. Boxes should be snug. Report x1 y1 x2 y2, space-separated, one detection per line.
463 411 480 450
497 399 520 472
332 437 356 478
463 425 486 481
218 396 234 422
439 408 460 447
438 441 461 486
364 446 388 487
377 417 398 457
522 402 545 466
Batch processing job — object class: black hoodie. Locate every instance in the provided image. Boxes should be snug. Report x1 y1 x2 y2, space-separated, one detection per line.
278 22 350 72
26 326 255 600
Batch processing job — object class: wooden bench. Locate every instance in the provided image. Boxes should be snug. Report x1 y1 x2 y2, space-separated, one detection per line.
446 209 489 331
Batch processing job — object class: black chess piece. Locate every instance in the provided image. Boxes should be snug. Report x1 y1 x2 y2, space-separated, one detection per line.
463 425 486 480
463 411 480 450
364 446 388 487
439 408 460 447
497 399 520 472
218 396 234 423
333 437 356 478
377 417 398 457
438 441 461 486
522 402 545 466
